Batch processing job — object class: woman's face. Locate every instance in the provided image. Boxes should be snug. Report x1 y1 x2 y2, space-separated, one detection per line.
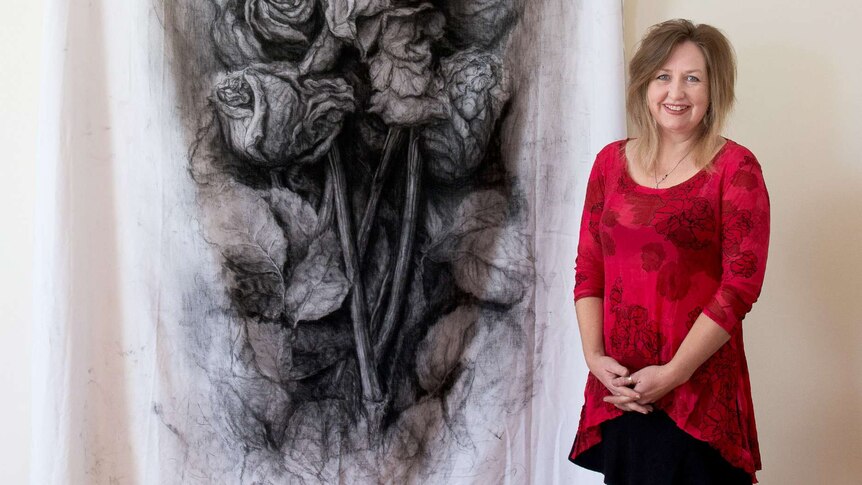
646 41 710 139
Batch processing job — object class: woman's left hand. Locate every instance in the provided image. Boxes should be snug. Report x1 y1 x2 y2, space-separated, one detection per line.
604 364 686 406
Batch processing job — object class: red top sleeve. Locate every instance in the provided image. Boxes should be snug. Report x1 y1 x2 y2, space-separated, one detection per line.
702 151 771 335
573 147 609 301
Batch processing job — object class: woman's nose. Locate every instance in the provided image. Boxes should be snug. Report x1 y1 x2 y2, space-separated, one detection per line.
668 79 684 99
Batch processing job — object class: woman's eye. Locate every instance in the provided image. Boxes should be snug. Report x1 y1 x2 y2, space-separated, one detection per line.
656 74 670 81
686 75 701 82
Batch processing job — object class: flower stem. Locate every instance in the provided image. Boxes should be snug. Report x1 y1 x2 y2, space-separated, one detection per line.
328 145 382 402
357 127 405 263
375 129 422 359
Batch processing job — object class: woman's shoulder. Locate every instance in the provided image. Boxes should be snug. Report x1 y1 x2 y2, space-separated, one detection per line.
713 139 767 191
592 139 629 171
715 139 762 172
596 139 629 159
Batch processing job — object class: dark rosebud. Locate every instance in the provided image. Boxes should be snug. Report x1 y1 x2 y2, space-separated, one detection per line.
420 48 510 182
443 0 516 49
245 0 319 59
212 67 355 168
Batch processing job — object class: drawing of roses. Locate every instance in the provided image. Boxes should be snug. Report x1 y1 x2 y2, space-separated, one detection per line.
212 67 355 167
183 0 528 476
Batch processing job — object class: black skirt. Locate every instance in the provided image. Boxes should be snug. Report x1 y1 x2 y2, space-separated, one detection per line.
570 411 752 485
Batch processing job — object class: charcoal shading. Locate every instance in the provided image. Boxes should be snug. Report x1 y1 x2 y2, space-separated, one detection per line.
165 0 533 482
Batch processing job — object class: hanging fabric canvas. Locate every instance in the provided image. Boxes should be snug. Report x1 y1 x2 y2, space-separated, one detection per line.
32 0 624 483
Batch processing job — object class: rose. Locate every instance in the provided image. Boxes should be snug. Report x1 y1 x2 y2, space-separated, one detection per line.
213 0 341 72
419 48 510 181
324 0 390 47
246 0 319 57
443 0 516 49
212 67 355 167
368 4 445 97
366 4 451 126
212 4 271 67
722 209 753 255
640 243 666 272
653 196 716 249
610 304 660 365
729 250 758 278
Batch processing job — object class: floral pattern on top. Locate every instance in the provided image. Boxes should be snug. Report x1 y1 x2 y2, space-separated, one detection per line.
570 139 770 483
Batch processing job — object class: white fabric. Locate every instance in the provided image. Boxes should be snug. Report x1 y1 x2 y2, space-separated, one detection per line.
32 0 625 483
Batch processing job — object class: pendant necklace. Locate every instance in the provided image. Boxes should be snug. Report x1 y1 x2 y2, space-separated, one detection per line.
654 148 694 189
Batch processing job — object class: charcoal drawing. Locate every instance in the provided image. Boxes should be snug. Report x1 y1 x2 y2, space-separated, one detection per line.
164 0 534 481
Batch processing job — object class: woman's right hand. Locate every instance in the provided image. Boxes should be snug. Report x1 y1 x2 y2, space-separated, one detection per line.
587 354 654 414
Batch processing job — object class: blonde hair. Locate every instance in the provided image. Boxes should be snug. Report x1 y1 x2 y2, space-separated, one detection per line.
626 19 736 172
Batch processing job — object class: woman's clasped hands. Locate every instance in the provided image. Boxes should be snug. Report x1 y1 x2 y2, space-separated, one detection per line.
588 354 688 414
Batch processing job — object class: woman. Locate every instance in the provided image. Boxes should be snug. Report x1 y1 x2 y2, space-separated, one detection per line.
568 19 769 485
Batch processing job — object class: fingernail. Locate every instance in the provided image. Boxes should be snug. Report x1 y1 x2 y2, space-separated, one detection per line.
635 394 641 399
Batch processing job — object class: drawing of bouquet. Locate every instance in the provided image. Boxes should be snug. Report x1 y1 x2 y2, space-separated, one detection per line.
187 0 530 463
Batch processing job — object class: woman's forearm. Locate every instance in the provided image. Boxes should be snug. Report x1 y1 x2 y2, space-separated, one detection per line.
667 313 731 383
575 296 605 363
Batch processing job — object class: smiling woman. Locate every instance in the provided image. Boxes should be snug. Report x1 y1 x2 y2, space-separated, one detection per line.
569 19 769 485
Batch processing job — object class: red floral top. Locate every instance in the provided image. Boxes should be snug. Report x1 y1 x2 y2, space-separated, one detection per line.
569 139 770 482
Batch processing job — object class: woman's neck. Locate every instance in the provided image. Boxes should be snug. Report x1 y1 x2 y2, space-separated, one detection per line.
655 132 699 170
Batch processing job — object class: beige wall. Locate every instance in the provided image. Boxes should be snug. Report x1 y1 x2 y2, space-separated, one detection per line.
0 0 43 483
625 1 862 484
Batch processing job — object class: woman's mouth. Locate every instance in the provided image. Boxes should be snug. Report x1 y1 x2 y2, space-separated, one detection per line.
663 104 690 115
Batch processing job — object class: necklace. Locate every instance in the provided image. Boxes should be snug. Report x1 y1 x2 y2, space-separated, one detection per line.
653 148 693 189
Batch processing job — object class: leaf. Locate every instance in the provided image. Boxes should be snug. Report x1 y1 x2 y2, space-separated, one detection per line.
246 320 293 382
284 229 349 324
452 190 508 234
265 186 320 262
415 305 480 393
450 225 533 305
424 189 507 261
204 182 288 319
